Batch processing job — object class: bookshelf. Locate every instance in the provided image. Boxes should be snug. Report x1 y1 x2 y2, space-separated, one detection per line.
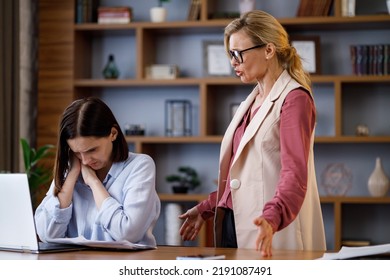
38 0 390 250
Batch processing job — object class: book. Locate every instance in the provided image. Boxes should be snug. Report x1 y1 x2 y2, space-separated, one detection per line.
383 44 389 75
297 0 310 16
341 0 356 17
297 0 333 17
187 0 201 21
376 44 384 75
356 45 368 75
350 45 357 75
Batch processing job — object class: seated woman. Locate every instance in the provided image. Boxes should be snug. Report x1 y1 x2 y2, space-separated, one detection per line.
35 97 160 246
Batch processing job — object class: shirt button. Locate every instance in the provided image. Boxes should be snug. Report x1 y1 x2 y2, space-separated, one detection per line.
230 179 241 189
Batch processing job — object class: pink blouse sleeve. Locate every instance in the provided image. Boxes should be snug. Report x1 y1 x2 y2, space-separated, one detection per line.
196 191 217 220
261 89 316 232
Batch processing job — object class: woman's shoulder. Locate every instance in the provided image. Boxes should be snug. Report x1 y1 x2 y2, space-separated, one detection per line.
125 152 155 167
286 87 313 102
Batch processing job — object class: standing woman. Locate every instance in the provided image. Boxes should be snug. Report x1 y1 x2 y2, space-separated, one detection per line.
35 97 160 246
179 10 326 256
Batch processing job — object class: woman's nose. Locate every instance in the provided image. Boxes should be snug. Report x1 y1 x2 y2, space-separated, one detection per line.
80 153 90 165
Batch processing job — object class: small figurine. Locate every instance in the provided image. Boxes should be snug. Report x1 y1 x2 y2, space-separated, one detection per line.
355 124 369 136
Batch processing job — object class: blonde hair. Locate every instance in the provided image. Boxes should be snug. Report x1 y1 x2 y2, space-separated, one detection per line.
224 10 312 92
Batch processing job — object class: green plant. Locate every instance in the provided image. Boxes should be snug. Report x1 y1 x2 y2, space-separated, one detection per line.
165 166 200 190
158 0 170 7
20 138 54 192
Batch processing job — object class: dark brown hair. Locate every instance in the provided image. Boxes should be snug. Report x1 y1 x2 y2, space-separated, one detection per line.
53 97 128 195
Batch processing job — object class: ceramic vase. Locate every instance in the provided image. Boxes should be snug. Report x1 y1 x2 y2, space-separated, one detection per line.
150 7 167 22
367 157 390 197
102 54 120 79
239 0 256 15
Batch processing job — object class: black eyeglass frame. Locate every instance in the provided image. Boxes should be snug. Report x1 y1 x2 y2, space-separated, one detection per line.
229 43 267 64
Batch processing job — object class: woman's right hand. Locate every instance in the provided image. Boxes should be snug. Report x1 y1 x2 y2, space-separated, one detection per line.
179 206 204 241
69 151 81 175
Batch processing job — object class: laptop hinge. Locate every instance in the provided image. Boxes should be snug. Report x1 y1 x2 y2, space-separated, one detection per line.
21 246 33 253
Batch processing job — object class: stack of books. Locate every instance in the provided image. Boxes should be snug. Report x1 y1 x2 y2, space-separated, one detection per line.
97 7 132 24
350 44 390 76
296 0 333 17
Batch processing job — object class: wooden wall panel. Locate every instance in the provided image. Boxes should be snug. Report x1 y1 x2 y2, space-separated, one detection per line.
37 0 74 148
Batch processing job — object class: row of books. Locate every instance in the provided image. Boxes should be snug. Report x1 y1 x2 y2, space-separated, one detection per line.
350 44 390 76
75 0 99 23
296 0 333 17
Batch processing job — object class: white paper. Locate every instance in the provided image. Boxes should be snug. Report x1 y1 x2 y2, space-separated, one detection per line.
46 236 156 250
318 243 390 260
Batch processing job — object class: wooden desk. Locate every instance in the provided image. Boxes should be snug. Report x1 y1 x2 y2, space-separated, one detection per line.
0 246 324 260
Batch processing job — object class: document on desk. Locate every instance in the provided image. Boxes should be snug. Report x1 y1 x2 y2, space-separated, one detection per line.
46 236 156 250
319 243 390 260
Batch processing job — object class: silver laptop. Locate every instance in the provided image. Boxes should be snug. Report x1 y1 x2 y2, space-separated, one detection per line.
0 173 83 253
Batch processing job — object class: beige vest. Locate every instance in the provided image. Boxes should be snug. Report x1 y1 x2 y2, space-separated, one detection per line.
214 70 326 251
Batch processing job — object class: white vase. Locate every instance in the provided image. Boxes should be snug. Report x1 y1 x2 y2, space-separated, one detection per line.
367 157 390 197
239 0 256 15
150 7 167 23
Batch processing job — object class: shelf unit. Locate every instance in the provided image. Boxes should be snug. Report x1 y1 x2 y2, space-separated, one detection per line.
37 0 390 250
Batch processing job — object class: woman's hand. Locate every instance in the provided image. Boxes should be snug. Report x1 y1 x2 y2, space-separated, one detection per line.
80 164 99 187
69 151 81 176
81 164 109 209
253 216 274 257
179 206 205 241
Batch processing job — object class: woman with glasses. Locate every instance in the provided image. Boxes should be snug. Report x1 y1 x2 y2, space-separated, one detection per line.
179 10 326 256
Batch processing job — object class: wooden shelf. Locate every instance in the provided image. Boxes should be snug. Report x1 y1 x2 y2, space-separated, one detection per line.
73 14 390 32
74 75 390 88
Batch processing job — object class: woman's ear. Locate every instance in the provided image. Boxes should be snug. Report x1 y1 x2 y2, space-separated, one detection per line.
265 43 276 59
111 127 118 141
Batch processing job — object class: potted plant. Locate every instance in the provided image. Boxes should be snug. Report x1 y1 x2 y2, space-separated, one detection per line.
166 166 200 194
20 138 54 208
150 0 169 22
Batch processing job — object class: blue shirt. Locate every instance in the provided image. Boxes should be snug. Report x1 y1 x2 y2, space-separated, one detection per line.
34 152 161 246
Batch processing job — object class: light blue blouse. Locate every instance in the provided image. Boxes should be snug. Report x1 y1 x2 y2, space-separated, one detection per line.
34 152 160 246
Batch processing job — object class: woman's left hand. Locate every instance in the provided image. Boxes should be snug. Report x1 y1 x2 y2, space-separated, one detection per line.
253 216 274 257
81 164 97 184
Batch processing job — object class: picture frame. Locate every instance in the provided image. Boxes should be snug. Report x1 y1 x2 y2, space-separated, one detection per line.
203 40 232 76
290 36 321 75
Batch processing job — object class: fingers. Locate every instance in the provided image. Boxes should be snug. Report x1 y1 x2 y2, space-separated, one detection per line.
254 216 273 257
179 219 198 241
178 212 189 220
178 210 203 241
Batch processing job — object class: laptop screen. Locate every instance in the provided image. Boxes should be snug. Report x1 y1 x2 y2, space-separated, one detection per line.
0 173 40 251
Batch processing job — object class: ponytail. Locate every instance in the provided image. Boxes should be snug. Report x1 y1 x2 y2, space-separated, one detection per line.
284 46 312 93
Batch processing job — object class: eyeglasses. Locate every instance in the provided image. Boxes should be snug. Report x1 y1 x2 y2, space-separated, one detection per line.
228 44 266 64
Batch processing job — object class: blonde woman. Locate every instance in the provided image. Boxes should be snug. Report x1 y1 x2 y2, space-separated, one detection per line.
179 10 326 256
